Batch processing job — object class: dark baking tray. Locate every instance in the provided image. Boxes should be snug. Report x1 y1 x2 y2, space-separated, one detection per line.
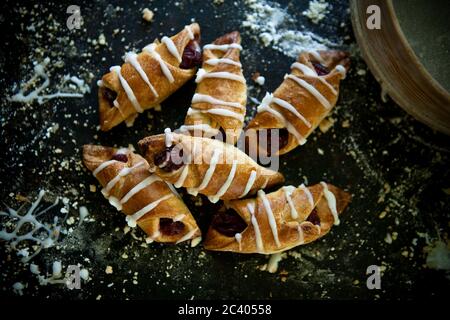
0 0 449 300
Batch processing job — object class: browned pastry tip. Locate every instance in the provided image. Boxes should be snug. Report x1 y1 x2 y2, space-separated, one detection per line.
311 50 351 72
82 144 201 244
213 30 241 46
98 23 202 131
204 182 351 254
138 133 166 168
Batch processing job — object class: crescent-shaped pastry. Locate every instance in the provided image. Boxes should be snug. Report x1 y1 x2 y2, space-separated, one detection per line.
246 50 350 155
82 145 201 245
180 31 247 145
98 23 202 131
203 182 351 254
138 130 284 203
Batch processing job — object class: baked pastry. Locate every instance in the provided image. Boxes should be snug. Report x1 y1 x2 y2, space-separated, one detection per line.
138 130 284 203
246 50 350 155
97 23 202 131
203 182 351 254
180 31 246 145
82 144 201 245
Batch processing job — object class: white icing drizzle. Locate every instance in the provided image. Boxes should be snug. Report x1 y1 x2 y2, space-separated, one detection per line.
124 52 159 98
179 124 219 136
239 170 257 198
299 183 314 209
286 74 331 109
208 160 238 203
320 182 340 226
176 228 199 244
258 190 281 248
188 107 244 122
308 50 325 64
297 223 305 244
166 182 181 198
93 160 117 177
205 58 242 67
195 68 246 83
334 65 347 79
110 66 143 113
184 25 194 40
192 93 245 110
187 149 222 196
191 236 202 247
126 194 172 228
174 214 185 222
291 63 337 95
161 36 182 62
164 128 173 147
174 164 189 188
142 43 175 83
203 43 243 51
235 233 242 251
101 161 145 198
247 202 264 253
272 96 312 128
120 175 161 205
291 62 317 77
257 92 306 145
282 186 298 219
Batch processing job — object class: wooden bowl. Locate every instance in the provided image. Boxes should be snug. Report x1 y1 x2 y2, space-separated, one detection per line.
350 0 450 135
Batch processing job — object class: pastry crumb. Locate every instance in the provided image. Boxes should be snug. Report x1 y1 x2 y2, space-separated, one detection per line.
341 119 350 128
98 34 106 46
303 0 329 24
105 266 113 274
319 117 334 133
142 8 154 22
252 72 265 85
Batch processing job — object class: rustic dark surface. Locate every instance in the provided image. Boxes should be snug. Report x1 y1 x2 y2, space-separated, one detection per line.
0 0 449 300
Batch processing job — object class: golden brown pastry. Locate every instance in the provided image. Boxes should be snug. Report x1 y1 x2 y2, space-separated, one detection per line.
82 145 201 244
98 23 202 131
180 31 247 145
138 131 284 203
247 50 350 155
204 182 351 254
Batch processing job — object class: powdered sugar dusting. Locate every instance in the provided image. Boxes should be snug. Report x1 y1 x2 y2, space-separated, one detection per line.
242 0 337 58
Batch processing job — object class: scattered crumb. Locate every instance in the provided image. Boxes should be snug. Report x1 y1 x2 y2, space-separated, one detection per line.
252 72 265 85
142 8 154 22
255 76 265 86
317 148 324 155
89 184 96 192
105 266 113 274
98 34 106 46
303 0 329 24
341 119 350 128
319 117 335 133
379 211 387 219
357 69 367 76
